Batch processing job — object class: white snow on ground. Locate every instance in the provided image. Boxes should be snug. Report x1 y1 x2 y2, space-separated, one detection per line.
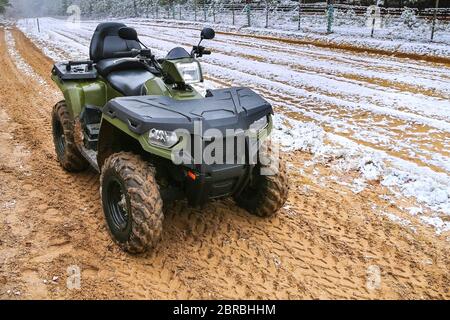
420 216 450 235
16 17 450 234
271 114 450 216
132 18 450 60
382 211 417 233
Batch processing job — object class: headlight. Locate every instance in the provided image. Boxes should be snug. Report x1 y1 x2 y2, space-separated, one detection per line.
148 129 179 148
176 62 202 84
250 116 269 131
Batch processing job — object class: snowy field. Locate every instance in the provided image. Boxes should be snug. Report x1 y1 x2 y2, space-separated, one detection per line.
142 17 450 59
17 17 450 234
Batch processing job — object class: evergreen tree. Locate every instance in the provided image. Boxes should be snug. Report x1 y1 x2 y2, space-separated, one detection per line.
0 0 11 14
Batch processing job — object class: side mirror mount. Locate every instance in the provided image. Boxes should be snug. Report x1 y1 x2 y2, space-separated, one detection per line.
201 28 215 40
191 28 216 58
118 27 139 42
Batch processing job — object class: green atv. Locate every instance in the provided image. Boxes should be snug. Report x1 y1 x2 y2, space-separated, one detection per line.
51 23 289 254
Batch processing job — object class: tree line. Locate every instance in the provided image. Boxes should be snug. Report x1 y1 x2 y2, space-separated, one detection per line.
1 0 11 14
5 0 449 18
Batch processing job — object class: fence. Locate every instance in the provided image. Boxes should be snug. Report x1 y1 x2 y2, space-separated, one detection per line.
132 1 450 43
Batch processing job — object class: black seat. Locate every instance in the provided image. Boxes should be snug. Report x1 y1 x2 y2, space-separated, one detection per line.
90 22 141 64
95 58 147 78
89 22 153 96
107 70 152 96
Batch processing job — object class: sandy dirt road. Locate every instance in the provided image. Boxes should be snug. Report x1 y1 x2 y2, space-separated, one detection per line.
0 26 449 300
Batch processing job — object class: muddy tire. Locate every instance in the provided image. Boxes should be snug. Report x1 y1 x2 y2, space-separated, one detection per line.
235 149 289 218
52 101 89 172
100 152 164 254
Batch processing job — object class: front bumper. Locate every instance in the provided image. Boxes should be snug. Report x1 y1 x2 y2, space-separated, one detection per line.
184 164 254 207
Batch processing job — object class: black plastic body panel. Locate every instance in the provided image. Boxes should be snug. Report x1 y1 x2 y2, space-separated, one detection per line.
52 62 98 80
103 87 273 135
166 47 191 60
185 164 253 207
80 106 102 150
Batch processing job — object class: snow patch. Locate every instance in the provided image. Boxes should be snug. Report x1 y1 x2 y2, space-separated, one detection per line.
273 115 450 234
420 216 450 235
382 212 417 233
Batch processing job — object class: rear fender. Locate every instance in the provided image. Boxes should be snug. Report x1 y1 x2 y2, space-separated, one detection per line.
51 74 108 118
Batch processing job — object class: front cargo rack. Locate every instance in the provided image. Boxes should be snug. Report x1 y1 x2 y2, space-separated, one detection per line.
52 61 98 80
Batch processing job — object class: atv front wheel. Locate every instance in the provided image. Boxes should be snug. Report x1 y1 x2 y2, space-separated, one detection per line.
235 151 289 218
100 152 164 254
52 101 89 172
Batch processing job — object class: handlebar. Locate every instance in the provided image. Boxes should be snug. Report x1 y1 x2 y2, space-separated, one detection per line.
191 46 212 58
112 48 155 60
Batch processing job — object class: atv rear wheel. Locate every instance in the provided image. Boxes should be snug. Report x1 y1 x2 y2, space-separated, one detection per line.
52 101 89 172
101 152 164 254
234 149 289 218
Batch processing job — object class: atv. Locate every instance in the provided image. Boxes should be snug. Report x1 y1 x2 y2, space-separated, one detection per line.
51 23 289 254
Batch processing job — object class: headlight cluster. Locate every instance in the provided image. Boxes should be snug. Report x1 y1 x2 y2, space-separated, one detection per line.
176 62 202 84
147 117 269 149
148 129 179 148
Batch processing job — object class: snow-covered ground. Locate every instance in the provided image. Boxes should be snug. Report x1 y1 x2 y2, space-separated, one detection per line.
138 17 450 60
17 17 450 234
57 3 450 59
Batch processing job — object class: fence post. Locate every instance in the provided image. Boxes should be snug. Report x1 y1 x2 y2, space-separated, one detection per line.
37 18 41 33
371 6 376 37
431 0 440 41
213 2 216 23
204 2 207 21
246 3 251 27
232 1 235 26
298 0 302 31
179 4 182 20
195 1 197 21
326 1 334 34
265 1 269 28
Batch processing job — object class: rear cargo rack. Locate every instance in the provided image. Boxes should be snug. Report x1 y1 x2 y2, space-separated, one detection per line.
52 61 98 80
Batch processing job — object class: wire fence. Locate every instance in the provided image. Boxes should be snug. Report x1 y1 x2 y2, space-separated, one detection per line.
126 1 450 43
18 0 449 43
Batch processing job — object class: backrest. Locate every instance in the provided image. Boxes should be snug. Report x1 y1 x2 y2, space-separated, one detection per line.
89 22 141 62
